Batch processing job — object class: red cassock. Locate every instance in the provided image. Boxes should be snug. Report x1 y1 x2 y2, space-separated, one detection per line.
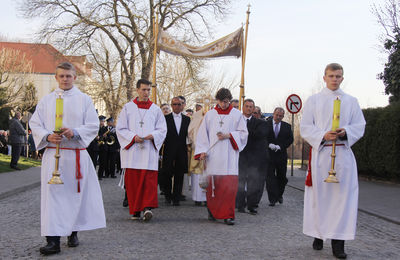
124 169 158 214
206 175 238 219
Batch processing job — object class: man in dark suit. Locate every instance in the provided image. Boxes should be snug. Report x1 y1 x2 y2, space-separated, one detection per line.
161 97 190 206
9 111 26 170
105 117 119 178
237 99 268 215
97 116 108 179
266 107 293 206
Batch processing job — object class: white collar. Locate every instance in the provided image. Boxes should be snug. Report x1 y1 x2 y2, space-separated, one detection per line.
243 115 252 120
173 112 182 118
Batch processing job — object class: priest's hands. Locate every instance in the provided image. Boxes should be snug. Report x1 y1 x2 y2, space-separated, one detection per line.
47 133 62 144
199 153 207 160
60 128 74 139
143 134 154 140
135 135 144 143
216 132 230 140
323 128 346 141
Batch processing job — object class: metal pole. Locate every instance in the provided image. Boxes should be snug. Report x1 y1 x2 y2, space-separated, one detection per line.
291 113 294 176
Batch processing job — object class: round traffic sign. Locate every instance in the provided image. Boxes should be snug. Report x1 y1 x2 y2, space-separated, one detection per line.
286 94 302 114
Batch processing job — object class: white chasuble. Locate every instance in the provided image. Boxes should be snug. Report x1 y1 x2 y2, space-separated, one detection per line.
116 99 167 171
300 87 366 240
30 86 106 236
195 106 248 176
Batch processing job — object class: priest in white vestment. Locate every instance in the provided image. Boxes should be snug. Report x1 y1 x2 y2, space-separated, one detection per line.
116 79 167 221
195 88 248 225
300 63 365 259
188 109 207 205
30 62 106 256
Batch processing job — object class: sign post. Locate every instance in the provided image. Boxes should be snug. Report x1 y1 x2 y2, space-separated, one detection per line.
285 94 302 176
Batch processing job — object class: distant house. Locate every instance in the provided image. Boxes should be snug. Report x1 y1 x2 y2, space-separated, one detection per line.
0 42 105 114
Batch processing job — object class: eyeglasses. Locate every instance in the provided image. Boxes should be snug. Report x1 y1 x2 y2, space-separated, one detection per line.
172 103 182 106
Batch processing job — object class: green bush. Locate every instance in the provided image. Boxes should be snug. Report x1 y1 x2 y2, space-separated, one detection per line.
353 102 400 181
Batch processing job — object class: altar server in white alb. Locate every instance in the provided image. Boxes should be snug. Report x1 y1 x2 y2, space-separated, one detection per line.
30 62 106 256
300 63 365 259
195 88 248 225
116 79 167 221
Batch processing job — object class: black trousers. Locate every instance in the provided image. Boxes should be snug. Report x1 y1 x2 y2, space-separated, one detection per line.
237 165 263 210
88 150 98 168
266 160 288 203
10 144 22 168
97 151 108 178
163 158 185 203
106 151 117 177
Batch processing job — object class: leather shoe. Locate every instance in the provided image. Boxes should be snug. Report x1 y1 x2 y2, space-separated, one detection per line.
67 232 79 247
111 175 117 178
40 241 60 255
248 208 258 215
224 218 235 225
122 198 128 207
172 201 180 206
194 201 202 206
278 197 283 204
10 166 21 171
312 238 323 250
332 239 347 259
179 195 186 201
269 202 276 207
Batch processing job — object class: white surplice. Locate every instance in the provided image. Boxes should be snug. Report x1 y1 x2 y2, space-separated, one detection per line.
116 101 167 171
195 107 248 175
30 86 106 236
300 87 366 240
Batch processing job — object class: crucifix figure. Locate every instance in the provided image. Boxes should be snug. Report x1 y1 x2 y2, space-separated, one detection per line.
139 121 144 128
219 120 224 127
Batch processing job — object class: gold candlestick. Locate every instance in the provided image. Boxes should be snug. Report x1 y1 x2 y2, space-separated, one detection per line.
325 97 340 183
48 92 64 185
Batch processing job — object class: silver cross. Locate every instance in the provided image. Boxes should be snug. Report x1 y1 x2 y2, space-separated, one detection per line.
219 121 224 127
139 121 144 128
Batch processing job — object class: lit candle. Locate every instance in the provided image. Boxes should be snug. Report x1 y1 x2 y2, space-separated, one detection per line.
331 97 340 131
55 93 63 132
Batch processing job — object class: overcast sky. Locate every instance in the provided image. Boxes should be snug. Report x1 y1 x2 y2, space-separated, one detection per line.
0 0 391 112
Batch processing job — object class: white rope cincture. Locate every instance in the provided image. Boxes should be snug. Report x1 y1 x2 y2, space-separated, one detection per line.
211 175 215 198
118 168 126 189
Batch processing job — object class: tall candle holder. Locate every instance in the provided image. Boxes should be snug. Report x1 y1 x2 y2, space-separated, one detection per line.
48 92 64 185
325 97 340 183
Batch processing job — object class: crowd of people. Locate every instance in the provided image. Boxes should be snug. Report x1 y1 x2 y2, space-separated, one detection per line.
29 62 365 259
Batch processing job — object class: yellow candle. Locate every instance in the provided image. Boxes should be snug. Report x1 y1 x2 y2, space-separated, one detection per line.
331 97 340 131
55 94 63 131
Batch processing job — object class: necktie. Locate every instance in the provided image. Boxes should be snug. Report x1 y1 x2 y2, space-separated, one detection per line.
274 123 279 138
246 118 250 126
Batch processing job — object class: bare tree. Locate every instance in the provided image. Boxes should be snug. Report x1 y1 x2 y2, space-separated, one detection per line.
0 48 34 109
372 0 400 41
20 0 233 102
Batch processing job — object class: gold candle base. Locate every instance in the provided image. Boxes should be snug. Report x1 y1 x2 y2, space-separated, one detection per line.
48 131 63 185
324 170 339 183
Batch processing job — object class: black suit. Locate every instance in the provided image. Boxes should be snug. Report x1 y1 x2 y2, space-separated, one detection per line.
266 119 293 203
237 117 269 210
161 113 190 203
97 126 108 178
106 126 119 178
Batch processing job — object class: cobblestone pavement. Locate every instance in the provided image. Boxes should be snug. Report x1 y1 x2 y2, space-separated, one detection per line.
1 177 400 260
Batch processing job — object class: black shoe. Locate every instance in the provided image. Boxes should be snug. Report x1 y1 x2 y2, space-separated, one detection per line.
10 166 21 170
194 201 202 206
332 240 347 259
98 177 103 180
111 175 117 178
278 197 283 204
123 198 128 207
172 201 180 206
131 212 141 220
224 218 235 225
237 208 246 213
160 191 165 195
67 232 79 247
179 195 186 201
312 238 323 250
248 208 258 215
165 197 172 205
269 202 276 207
207 208 216 221
40 241 60 255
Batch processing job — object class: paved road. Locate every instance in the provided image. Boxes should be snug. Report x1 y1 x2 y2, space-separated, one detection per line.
1 176 400 259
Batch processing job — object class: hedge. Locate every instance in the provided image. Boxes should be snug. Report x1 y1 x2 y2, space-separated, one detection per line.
352 101 400 181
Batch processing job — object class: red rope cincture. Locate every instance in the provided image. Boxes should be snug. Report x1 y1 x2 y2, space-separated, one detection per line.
305 147 312 187
47 147 86 193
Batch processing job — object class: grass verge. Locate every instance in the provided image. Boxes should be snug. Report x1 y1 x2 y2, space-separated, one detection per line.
0 153 41 173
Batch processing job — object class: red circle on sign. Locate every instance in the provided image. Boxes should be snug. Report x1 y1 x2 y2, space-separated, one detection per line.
286 94 302 114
